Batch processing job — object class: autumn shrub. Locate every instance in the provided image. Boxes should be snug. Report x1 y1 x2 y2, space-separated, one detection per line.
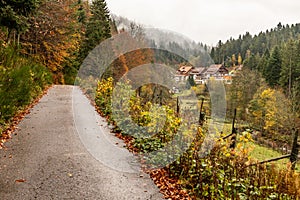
0 46 52 134
95 78 182 152
94 77 300 199
168 131 300 199
95 77 114 122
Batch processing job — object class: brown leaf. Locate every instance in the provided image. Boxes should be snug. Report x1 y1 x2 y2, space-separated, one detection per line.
15 179 26 183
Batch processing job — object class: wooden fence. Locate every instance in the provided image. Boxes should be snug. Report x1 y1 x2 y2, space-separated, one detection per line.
221 108 299 170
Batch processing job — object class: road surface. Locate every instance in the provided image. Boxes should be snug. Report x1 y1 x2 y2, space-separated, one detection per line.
0 85 163 200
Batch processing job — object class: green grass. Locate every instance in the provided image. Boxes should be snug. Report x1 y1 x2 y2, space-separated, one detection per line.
218 121 300 171
247 142 288 162
244 141 300 172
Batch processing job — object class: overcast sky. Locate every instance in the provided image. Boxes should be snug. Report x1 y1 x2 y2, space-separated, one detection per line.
106 0 300 46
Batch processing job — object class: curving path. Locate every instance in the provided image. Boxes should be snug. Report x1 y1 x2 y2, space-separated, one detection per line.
0 85 162 200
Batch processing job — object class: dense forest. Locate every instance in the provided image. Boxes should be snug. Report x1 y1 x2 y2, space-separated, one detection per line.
211 22 300 97
0 0 113 84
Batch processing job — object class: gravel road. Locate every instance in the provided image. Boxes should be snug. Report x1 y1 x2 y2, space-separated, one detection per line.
0 85 163 200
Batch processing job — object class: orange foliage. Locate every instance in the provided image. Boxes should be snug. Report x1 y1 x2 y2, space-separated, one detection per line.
107 32 155 81
21 0 83 83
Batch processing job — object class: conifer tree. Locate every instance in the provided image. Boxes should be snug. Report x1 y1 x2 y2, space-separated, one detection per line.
259 49 270 75
0 0 39 43
265 46 282 87
280 39 300 97
79 0 111 60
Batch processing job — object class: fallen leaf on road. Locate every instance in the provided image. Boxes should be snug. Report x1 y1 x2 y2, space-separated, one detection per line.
148 168 191 200
15 179 26 183
0 86 51 148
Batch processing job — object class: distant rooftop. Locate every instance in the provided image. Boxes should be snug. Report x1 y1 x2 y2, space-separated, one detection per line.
177 66 193 75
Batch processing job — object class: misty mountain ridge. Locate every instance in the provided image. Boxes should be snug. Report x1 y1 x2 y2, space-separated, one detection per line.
111 14 208 52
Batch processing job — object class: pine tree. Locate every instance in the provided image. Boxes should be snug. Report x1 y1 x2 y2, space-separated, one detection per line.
280 40 297 96
259 49 270 75
77 0 87 24
210 47 215 61
243 53 259 70
80 0 111 60
280 39 300 98
265 46 282 87
0 0 39 44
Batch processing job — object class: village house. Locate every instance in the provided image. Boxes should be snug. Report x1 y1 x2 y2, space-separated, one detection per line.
203 64 229 79
189 67 206 84
174 64 233 85
174 65 193 82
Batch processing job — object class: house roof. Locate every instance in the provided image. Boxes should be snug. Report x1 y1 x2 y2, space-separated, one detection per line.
190 67 206 75
177 66 193 75
205 64 228 75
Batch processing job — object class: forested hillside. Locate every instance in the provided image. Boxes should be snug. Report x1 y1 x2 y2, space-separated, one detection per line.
211 23 300 64
112 15 213 66
211 23 300 92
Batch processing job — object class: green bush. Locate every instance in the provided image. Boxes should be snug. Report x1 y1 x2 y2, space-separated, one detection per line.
0 46 52 134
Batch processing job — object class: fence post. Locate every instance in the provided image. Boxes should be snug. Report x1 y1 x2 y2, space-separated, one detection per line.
290 129 299 170
137 86 141 97
159 89 163 106
176 96 180 117
229 108 237 149
198 98 205 125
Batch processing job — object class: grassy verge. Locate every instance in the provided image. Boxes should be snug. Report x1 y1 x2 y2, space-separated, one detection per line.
0 46 52 135
245 141 300 171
